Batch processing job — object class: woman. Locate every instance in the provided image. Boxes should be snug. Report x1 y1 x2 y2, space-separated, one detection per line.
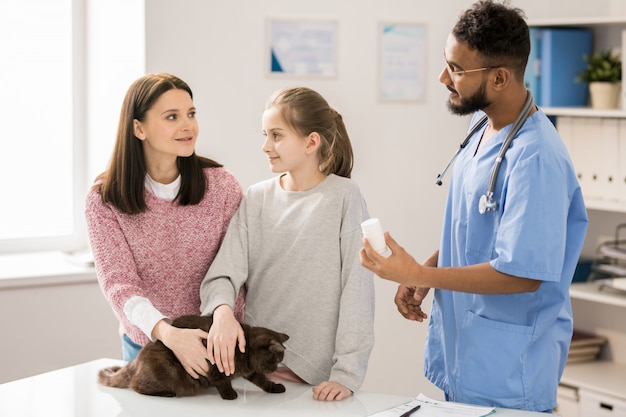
85 73 242 379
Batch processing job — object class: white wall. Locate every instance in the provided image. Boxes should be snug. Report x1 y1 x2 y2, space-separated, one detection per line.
0 276 120 384
86 0 145 184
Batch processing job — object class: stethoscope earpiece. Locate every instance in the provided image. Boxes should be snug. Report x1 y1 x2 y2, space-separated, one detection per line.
436 91 535 215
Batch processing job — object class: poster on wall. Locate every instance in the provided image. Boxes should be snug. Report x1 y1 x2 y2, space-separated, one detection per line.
379 23 427 101
267 18 338 78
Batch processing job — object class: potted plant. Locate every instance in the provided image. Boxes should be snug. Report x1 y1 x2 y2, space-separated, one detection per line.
576 49 622 109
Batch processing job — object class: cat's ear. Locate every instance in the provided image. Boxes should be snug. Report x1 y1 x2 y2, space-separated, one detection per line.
269 340 286 354
277 333 289 343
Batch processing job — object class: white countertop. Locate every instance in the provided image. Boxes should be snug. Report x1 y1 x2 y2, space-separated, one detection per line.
0 358 557 416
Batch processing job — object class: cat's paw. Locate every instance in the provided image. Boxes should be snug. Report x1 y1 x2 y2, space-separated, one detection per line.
268 382 286 394
219 389 238 400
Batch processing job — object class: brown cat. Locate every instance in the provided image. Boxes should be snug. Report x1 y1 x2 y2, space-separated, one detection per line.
98 315 289 400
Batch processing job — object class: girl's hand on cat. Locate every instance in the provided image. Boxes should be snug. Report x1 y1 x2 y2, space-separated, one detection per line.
206 305 246 376
152 320 210 379
312 381 353 401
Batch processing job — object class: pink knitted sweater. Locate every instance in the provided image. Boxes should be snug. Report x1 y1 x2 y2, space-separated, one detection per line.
85 167 242 346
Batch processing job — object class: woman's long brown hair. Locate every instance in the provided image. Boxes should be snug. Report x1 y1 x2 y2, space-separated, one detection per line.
95 73 221 214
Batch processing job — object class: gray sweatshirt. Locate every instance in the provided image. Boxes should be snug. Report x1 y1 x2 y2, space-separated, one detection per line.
200 174 375 392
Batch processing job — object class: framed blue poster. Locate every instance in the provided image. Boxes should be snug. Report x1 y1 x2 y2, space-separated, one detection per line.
379 23 427 101
267 18 338 78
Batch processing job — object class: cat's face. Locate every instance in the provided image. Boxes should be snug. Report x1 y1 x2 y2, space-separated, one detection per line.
245 327 289 373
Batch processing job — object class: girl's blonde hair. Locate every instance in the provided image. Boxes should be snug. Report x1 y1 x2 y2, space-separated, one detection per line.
266 87 354 178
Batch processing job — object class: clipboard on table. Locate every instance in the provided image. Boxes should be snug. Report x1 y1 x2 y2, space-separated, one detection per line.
368 393 495 416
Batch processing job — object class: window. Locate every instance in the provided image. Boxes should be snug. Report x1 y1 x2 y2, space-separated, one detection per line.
0 1 145 256
0 0 85 253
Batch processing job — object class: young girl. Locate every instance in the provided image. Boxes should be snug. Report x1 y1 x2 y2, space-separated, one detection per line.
199 87 375 401
85 73 242 379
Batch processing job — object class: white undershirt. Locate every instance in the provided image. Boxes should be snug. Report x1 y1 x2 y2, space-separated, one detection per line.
123 296 169 341
144 173 181 200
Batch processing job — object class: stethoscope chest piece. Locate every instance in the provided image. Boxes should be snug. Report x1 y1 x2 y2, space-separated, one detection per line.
437 90 535 215
478 192 497 214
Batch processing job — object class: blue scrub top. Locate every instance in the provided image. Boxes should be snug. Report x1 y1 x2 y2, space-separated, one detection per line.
424 109 588 412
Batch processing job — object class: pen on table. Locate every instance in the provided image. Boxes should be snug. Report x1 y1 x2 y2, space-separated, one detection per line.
399 404 421 417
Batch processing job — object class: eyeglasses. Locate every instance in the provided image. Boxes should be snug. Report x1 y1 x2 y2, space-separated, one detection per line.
445 64 500 81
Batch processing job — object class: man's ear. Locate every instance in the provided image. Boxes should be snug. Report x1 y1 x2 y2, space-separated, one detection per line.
492 67 511 90
133 119 146 140
305 132 321 154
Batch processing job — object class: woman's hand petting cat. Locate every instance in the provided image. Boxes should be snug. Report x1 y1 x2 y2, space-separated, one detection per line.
206 304 246 376
312 381 353 401
152 319 209 379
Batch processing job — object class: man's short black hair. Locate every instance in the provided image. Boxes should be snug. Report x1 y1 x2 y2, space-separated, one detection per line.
452 0 530 76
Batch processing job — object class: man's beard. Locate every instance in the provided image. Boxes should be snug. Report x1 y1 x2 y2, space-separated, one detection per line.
446 81 490 115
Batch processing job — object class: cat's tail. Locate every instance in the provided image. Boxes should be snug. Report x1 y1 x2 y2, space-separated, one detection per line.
98 363 135 388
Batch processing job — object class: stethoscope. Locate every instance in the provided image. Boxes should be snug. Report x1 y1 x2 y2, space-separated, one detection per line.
435 90 535 214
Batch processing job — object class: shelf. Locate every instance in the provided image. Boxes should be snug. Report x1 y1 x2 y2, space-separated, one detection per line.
535 16 626 410
570 282 626 307
541 106 626 118
529 17 626 27
584 198 626 213
561 361 626 401
530 17 626 119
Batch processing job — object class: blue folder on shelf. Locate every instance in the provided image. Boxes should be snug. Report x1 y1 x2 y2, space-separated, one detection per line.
524 27 542 104
539 28 592 107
